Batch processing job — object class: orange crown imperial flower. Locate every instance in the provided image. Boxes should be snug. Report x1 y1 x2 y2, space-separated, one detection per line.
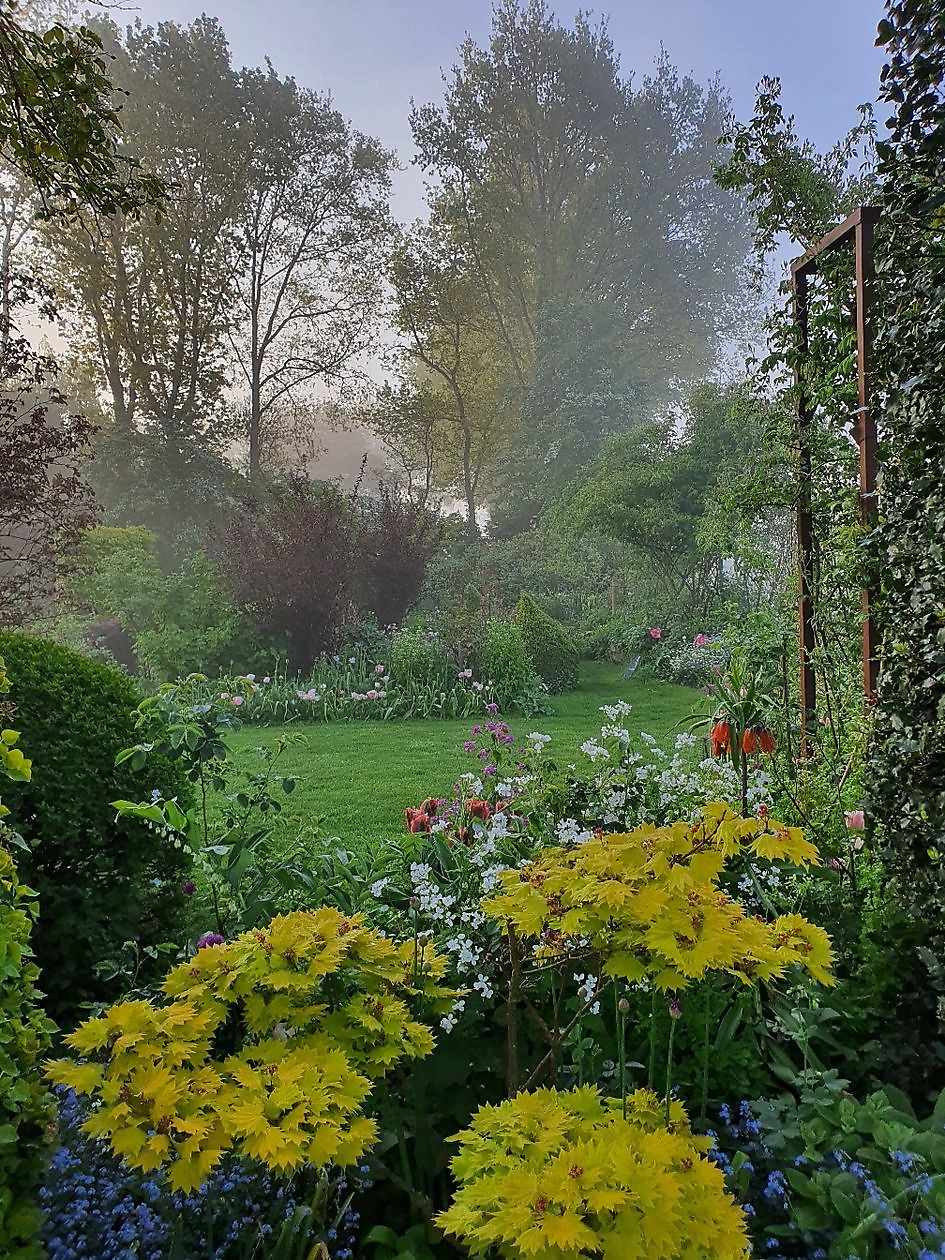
741 726 776 755
710 720 731 757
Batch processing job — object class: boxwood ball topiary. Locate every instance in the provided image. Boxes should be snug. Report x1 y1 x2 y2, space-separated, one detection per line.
0 632 194 1026
513 591 579 693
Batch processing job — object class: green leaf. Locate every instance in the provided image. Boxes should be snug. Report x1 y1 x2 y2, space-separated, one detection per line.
828 1172 863 1225
365 1225 400 1247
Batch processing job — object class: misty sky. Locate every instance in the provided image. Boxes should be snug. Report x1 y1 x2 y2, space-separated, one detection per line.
123 0 884 223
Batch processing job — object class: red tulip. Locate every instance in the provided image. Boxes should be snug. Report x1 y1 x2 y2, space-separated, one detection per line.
404 807 431 834
466 798 491 821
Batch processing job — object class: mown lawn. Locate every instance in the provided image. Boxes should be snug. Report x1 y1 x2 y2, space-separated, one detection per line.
226 663 703 849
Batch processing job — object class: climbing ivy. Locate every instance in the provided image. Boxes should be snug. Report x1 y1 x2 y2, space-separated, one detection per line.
868 2 945 976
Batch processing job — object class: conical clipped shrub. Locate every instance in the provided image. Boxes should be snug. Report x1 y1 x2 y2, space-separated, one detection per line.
513 591 579 693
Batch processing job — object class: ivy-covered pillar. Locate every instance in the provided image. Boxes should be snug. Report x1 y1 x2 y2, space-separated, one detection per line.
868 3 945 931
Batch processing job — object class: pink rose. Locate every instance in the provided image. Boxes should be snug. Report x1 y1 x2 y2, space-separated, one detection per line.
374 664 385 674
230 694 244 707
649 627 662 640
844 809 865 831
693 633 709 647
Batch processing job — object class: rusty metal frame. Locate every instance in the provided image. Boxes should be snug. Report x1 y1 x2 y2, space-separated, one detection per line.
790 205 880 753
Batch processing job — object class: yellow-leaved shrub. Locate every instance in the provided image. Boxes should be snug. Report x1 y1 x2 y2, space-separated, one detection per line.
484 802 833 989
47 908 453 1192
437 1085 749 1259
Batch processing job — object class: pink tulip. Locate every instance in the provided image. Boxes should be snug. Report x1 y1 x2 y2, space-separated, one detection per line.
844 809 865 831
693 633 709 647
649 627 662 640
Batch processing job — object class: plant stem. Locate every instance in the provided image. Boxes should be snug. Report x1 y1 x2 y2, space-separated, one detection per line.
506 924 520 1097
700 984 711 1123
618 999 627 1121
647 989 658 1089
664 1015 677 1127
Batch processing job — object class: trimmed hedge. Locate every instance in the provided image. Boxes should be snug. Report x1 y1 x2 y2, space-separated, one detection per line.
513 592 579 693
0 632 193 1026
0 655 55 1260
0 827 55 1260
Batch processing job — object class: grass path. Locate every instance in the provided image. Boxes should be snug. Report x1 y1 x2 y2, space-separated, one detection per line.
227 663 702 848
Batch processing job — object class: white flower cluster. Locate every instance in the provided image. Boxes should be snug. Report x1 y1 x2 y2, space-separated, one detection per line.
575 972 601 1015
440 997 467 1033
577 711 771 830
600 701 633 721
555 817 593 846
735 861 786 911
408 814 531 1034
580 739 610 762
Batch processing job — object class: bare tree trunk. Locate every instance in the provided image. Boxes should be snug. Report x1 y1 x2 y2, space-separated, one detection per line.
457 393 478 538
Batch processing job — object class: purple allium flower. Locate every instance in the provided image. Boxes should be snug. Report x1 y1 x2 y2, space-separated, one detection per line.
668 996 683 1020
196 932 225 950
463 740 476 753
485 702 499 716
482 764 497 777
181 880 197 897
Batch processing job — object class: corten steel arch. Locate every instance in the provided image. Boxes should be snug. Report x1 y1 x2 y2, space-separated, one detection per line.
790 205 880 755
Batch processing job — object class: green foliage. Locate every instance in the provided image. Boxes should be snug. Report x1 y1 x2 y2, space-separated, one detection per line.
0 631 194 1025
868 1 945 983
0 8 163 218
408 4 749 527
388 625 450 693
421 528 617 628
63 525 255 681
729 1072 945 1258
583 610 648 663
0 658 56 1260
112 676 322 940
364 1222 439 1260
477 619 548 716
715 75 875 265
513 592 579 693
558 385 772 619
86 427 246 557
0 828 55 1260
